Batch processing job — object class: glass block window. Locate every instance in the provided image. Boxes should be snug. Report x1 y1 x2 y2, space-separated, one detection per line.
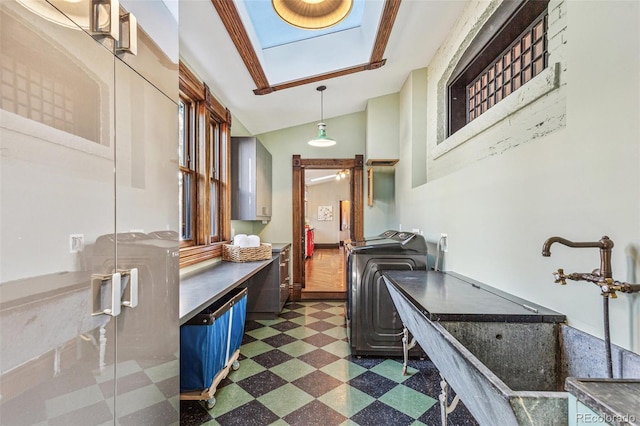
467 13 548 122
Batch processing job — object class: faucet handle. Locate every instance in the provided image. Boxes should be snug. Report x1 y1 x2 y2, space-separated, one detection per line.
553 268 567 285
600 278 619 298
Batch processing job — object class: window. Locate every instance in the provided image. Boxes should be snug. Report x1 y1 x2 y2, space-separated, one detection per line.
178 62 231 266
179 97 195 243
448 0 549 136
207 113 222 243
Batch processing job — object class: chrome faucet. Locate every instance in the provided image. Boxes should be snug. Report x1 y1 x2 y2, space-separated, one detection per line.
541 235 640 297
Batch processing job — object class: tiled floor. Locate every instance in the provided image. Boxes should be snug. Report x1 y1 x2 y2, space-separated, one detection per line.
180 301 479 426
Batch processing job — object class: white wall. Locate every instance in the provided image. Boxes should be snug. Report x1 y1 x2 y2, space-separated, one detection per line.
253 112 366 248
307 179 350 244
393 0 640 352
365 94 399 160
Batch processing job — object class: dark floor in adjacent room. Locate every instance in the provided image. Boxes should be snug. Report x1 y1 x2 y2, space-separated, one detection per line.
180 301 479 426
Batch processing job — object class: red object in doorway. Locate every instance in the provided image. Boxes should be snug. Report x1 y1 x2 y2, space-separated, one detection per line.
305 226 314 258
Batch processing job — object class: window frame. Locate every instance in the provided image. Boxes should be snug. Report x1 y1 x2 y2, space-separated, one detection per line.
447 0 550 137
178 62 232 267
179 95 196 246
207 113 222 244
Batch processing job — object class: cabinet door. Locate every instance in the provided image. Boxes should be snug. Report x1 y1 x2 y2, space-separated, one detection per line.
256 140 272 217
112 57 179 423
281 248 291 308
0 1 118 423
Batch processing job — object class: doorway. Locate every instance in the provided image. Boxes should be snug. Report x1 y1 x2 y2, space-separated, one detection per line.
291 155 364 301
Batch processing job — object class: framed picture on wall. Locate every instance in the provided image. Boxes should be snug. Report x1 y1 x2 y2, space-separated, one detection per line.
318 205 333 221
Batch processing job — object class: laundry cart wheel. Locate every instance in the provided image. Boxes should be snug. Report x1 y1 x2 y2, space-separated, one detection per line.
205 397 216 410
232 360 240 371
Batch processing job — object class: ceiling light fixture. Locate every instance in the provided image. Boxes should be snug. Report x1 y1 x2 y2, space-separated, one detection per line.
308 85 336 147
272 0 353 30
335 169 350 180
309 174 336 182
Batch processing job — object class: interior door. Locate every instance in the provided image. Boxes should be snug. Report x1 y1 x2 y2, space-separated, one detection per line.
0 0 118 423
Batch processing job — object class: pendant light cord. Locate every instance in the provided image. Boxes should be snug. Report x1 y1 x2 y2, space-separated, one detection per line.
317 85 326 123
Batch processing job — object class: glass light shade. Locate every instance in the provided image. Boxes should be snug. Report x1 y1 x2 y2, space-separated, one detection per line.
272 0 353 30
308 123 336 147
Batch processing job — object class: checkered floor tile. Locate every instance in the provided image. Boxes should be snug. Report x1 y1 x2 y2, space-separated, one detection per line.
179 301 479 426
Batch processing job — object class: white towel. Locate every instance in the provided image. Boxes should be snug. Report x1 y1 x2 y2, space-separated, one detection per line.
233 234 248 246
247 235 260 247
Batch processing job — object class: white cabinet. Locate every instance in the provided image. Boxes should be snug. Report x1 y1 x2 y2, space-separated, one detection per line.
0 1 178 423
231 136 272 220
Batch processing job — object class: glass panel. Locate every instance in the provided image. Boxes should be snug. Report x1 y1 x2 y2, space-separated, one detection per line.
209 119 219 240
534 21 544 39
513 76 521 90
114 59 179 422
178 100 186 167
180 171 192 241
533 41 543 58
1 1 116 423
210 182 218 239
534 58 545 75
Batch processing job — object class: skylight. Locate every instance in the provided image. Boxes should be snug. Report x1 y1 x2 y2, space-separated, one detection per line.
243 0 365 49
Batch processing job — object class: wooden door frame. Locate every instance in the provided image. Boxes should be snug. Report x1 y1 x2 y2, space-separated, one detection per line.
291 154 364 301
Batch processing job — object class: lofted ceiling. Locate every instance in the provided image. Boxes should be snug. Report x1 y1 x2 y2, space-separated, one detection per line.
179 0 467 136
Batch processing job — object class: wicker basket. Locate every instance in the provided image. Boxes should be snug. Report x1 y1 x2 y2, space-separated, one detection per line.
222 243 272 262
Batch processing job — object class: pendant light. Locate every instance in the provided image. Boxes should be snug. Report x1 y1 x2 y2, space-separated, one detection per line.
308 85 336 147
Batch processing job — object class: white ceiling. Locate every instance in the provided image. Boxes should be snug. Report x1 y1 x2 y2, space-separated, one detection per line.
178 0 467 136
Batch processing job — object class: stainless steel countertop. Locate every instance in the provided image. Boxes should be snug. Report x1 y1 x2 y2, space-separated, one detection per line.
382 270 566 323
179 242 290 325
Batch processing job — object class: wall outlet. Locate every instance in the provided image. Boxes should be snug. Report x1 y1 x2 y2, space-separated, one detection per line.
70 234 84 253
440 233 448 252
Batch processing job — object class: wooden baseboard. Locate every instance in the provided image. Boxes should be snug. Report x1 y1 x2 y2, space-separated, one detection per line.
300 291 347 301
313 243 340 249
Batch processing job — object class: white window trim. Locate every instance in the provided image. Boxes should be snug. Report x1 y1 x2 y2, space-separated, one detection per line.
432 62 560 160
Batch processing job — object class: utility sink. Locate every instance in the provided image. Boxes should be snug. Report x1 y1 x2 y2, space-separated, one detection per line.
383 270 640 426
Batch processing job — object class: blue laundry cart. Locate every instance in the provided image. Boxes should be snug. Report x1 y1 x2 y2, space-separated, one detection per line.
180 287 247 409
